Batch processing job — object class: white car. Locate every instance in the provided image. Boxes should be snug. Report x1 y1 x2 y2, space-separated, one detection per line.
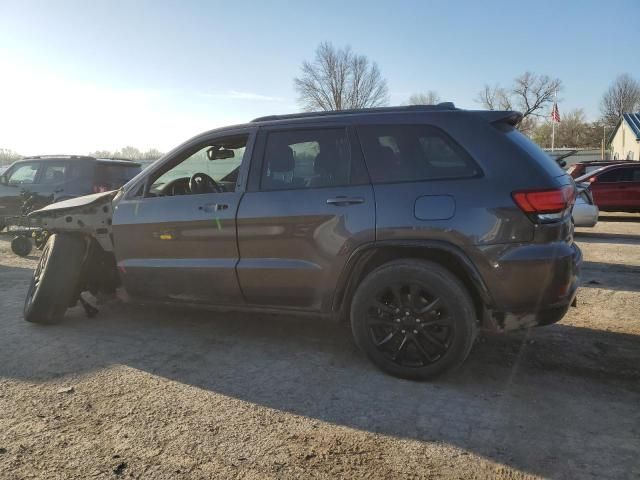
572 183 598 227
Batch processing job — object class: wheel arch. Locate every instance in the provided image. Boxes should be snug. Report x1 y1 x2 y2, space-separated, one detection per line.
332 240 493 323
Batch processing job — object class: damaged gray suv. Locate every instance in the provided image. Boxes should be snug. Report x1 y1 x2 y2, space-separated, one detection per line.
25 104 581 379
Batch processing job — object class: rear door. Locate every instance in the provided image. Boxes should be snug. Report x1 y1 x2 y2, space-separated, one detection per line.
112 130 254 305
617 166 640 210
31 161 73 206
95 162 142 191
236 125 374 311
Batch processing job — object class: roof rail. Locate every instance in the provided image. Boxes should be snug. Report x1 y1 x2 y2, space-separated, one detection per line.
21 154 95 161
251 103 457 123
95 157 137 162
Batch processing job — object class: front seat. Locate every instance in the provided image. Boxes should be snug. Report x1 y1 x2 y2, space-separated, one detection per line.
264 144 295 189
50 170 65 183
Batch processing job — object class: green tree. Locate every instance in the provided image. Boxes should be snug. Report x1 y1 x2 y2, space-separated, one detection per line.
531 109 602 148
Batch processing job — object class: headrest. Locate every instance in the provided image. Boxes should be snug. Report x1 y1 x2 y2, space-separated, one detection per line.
314 143 340 175
373 144 398 164
268 144 295 173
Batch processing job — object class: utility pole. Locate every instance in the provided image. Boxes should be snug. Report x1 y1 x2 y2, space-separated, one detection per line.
551 110 556 152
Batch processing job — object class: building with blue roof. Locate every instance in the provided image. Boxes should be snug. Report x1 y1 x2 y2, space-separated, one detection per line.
609 113 640 160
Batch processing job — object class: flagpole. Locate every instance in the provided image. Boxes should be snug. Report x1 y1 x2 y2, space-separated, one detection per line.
551 89 556 152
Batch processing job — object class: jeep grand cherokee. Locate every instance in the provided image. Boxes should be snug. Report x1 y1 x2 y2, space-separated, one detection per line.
24 104 581 380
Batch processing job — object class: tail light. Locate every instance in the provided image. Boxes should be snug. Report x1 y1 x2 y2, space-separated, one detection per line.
512 185 576 222
93 184 109 193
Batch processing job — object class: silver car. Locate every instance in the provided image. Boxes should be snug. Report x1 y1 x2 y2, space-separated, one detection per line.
573 183 598 227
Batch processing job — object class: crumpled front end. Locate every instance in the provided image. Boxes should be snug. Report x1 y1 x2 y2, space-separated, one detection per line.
29 190 118 252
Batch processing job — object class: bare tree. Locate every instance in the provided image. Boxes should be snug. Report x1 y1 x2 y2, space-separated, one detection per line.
600 73 640 128
407 91 441 105
476 72 562 130
90 147 164 161
475 84 512 110
0 148 22 165
513 72 562 119
294 42 388 111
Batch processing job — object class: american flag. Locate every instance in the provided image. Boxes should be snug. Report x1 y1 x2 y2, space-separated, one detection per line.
551 102 561 122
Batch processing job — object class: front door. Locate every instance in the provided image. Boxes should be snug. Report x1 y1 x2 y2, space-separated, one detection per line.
236 126 375 311
591 167 628 210
0 161 42 219
112 131 254 305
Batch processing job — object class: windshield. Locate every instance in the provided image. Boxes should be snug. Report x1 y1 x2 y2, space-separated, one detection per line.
575 166 608 182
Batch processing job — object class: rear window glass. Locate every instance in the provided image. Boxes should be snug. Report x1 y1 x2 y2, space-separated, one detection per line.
95 163 141 189
40 162 68 184
500 126 565 177
357 124 479 183
261 128 353 190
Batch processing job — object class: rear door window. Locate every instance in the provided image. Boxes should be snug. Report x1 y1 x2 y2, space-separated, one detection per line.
40 162 68 184
260 128 354 190
95 163 142 190
619 167 640 182
357 124 480 183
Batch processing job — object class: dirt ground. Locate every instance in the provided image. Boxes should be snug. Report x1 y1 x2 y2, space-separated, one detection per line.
1 213 639 480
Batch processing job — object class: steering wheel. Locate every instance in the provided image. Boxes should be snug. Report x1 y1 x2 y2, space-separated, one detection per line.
189 172 221 194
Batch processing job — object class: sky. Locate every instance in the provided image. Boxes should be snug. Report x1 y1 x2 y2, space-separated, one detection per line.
0 0 638 155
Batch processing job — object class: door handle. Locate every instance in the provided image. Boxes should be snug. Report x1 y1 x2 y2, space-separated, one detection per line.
326 196 365 206
199 203 229 212
54 188 64 193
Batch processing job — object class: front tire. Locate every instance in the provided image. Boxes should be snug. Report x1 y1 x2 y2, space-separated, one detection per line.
350 259 477 380
24 233 87 324
11 235 32 257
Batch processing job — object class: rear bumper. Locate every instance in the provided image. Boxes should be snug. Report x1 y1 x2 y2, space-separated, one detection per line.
482 242 582 332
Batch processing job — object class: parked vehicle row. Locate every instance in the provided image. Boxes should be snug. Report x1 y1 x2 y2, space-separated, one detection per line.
0 156 141 232
25 104 581 380
575 163 640 213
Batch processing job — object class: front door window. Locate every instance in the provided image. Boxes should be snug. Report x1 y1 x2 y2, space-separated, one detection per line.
7 163 40 186
148 135 248 197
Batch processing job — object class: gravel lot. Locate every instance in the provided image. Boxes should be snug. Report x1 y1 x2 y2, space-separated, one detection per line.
1 213 639 479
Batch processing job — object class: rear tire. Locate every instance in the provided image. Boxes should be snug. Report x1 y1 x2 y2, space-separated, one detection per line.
350 259 477 380
24 233 87 324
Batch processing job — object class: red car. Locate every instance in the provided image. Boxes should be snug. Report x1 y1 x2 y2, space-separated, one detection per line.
567 160 629 179
575 163 640 212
